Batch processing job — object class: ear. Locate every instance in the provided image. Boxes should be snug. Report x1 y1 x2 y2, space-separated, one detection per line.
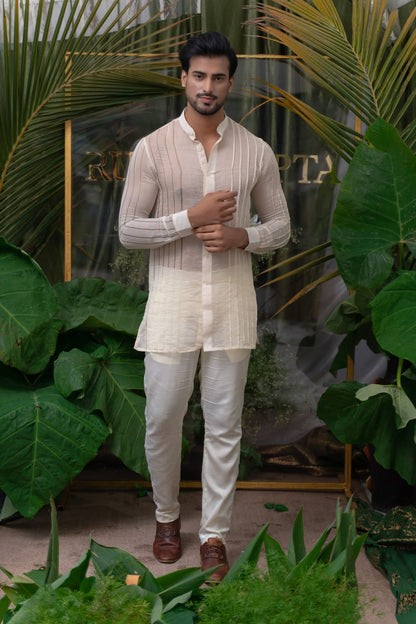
181 70 187 88
228 76 235 92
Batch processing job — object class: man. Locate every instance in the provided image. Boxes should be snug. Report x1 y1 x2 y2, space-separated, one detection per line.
119 31 290 582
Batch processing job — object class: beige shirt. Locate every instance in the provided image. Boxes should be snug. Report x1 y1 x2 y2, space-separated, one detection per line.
119 111 290 353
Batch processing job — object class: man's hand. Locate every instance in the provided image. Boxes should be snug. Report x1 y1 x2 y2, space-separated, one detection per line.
193 224 248 253
188 190 237 228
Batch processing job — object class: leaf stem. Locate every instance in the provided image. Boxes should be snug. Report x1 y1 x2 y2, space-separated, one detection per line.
396 358 404 389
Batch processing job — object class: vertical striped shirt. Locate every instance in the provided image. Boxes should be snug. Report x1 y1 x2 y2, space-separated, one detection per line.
119 111 290 352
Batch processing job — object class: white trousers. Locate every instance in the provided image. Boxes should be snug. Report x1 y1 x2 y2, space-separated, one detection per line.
144 349 251 544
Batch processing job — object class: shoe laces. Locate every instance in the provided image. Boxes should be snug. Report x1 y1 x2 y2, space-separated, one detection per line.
158 523 177 537
205 544 225 560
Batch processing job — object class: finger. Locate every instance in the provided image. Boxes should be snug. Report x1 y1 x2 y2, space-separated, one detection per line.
220 214 234 223
219 200 236 211
218 190 237 202
194 225 216 234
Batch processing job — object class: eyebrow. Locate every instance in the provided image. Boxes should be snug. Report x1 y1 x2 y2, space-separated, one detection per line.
191 70 227 78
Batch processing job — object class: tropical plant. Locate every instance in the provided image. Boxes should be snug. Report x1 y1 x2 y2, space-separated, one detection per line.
0 0 185 261
1 577 152 624
315 117 416 485
247 0 416 303
0 499 214 624
244 0 416 488
250 0 416 160
0 238 148 519
192 499 366 623
0 498 366 623
262 498 366 582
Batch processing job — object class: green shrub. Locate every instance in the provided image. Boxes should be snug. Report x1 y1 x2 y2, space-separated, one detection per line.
195 562 362 624
6 576 151 624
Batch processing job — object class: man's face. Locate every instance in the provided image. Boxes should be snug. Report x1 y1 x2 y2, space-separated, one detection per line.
181 55 234 116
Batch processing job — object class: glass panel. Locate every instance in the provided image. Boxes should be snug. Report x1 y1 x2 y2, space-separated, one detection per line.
70 57 383 479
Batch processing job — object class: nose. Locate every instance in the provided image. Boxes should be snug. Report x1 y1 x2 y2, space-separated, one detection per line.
202 77 214 93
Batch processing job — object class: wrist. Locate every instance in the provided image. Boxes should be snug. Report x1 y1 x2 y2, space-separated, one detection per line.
238 228 249 249
187 207 197 228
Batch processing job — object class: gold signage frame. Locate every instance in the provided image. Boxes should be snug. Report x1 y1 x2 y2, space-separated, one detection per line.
65 53 352 497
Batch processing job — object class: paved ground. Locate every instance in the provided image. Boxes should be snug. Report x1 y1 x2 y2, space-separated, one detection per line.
0 475 397 623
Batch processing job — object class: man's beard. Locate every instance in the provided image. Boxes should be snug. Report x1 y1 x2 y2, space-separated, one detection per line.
188 94 223 116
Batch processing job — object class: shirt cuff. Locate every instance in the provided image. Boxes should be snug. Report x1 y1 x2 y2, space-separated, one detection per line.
172 210 193 236
244 227 260 252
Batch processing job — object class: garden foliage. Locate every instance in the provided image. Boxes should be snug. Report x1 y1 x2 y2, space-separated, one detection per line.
317 119 416 484
0 239 148 518
0 499 365 623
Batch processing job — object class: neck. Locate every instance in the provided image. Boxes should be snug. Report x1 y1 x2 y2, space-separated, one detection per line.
184 104 225 138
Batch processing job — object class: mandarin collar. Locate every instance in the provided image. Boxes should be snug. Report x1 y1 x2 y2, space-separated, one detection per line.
179 110 229 139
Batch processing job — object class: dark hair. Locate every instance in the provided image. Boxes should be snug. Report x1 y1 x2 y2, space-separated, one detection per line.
179 31 238 78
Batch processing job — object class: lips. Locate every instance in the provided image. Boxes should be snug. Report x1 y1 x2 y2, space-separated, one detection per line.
198 94 216 103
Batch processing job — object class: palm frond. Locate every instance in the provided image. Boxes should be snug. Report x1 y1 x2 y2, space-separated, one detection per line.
247 88 362 161
0 0 186 254
260 252 334 287
258 240 332 275
248 0 416 159
271 269 340 317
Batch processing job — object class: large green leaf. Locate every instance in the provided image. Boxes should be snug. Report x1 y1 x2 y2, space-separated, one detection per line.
0 595 11 622
0 238 61 374
371 271 416 365
54 332 147 475
52 550 91 591
45 497 59 585
331 119 416 290
287 508 306 568
287 523 333 580
54 278 147 335
0 369 108 517
318 380 416 484
90 538 161 594
222 523 269 584
264 533 289 576
157 567 213 604
325 288 380 370
325 289 375 335
356 383 416 429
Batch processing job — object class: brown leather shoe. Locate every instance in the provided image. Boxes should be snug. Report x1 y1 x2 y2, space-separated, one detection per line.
153 518 182 563
200 538 229 583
